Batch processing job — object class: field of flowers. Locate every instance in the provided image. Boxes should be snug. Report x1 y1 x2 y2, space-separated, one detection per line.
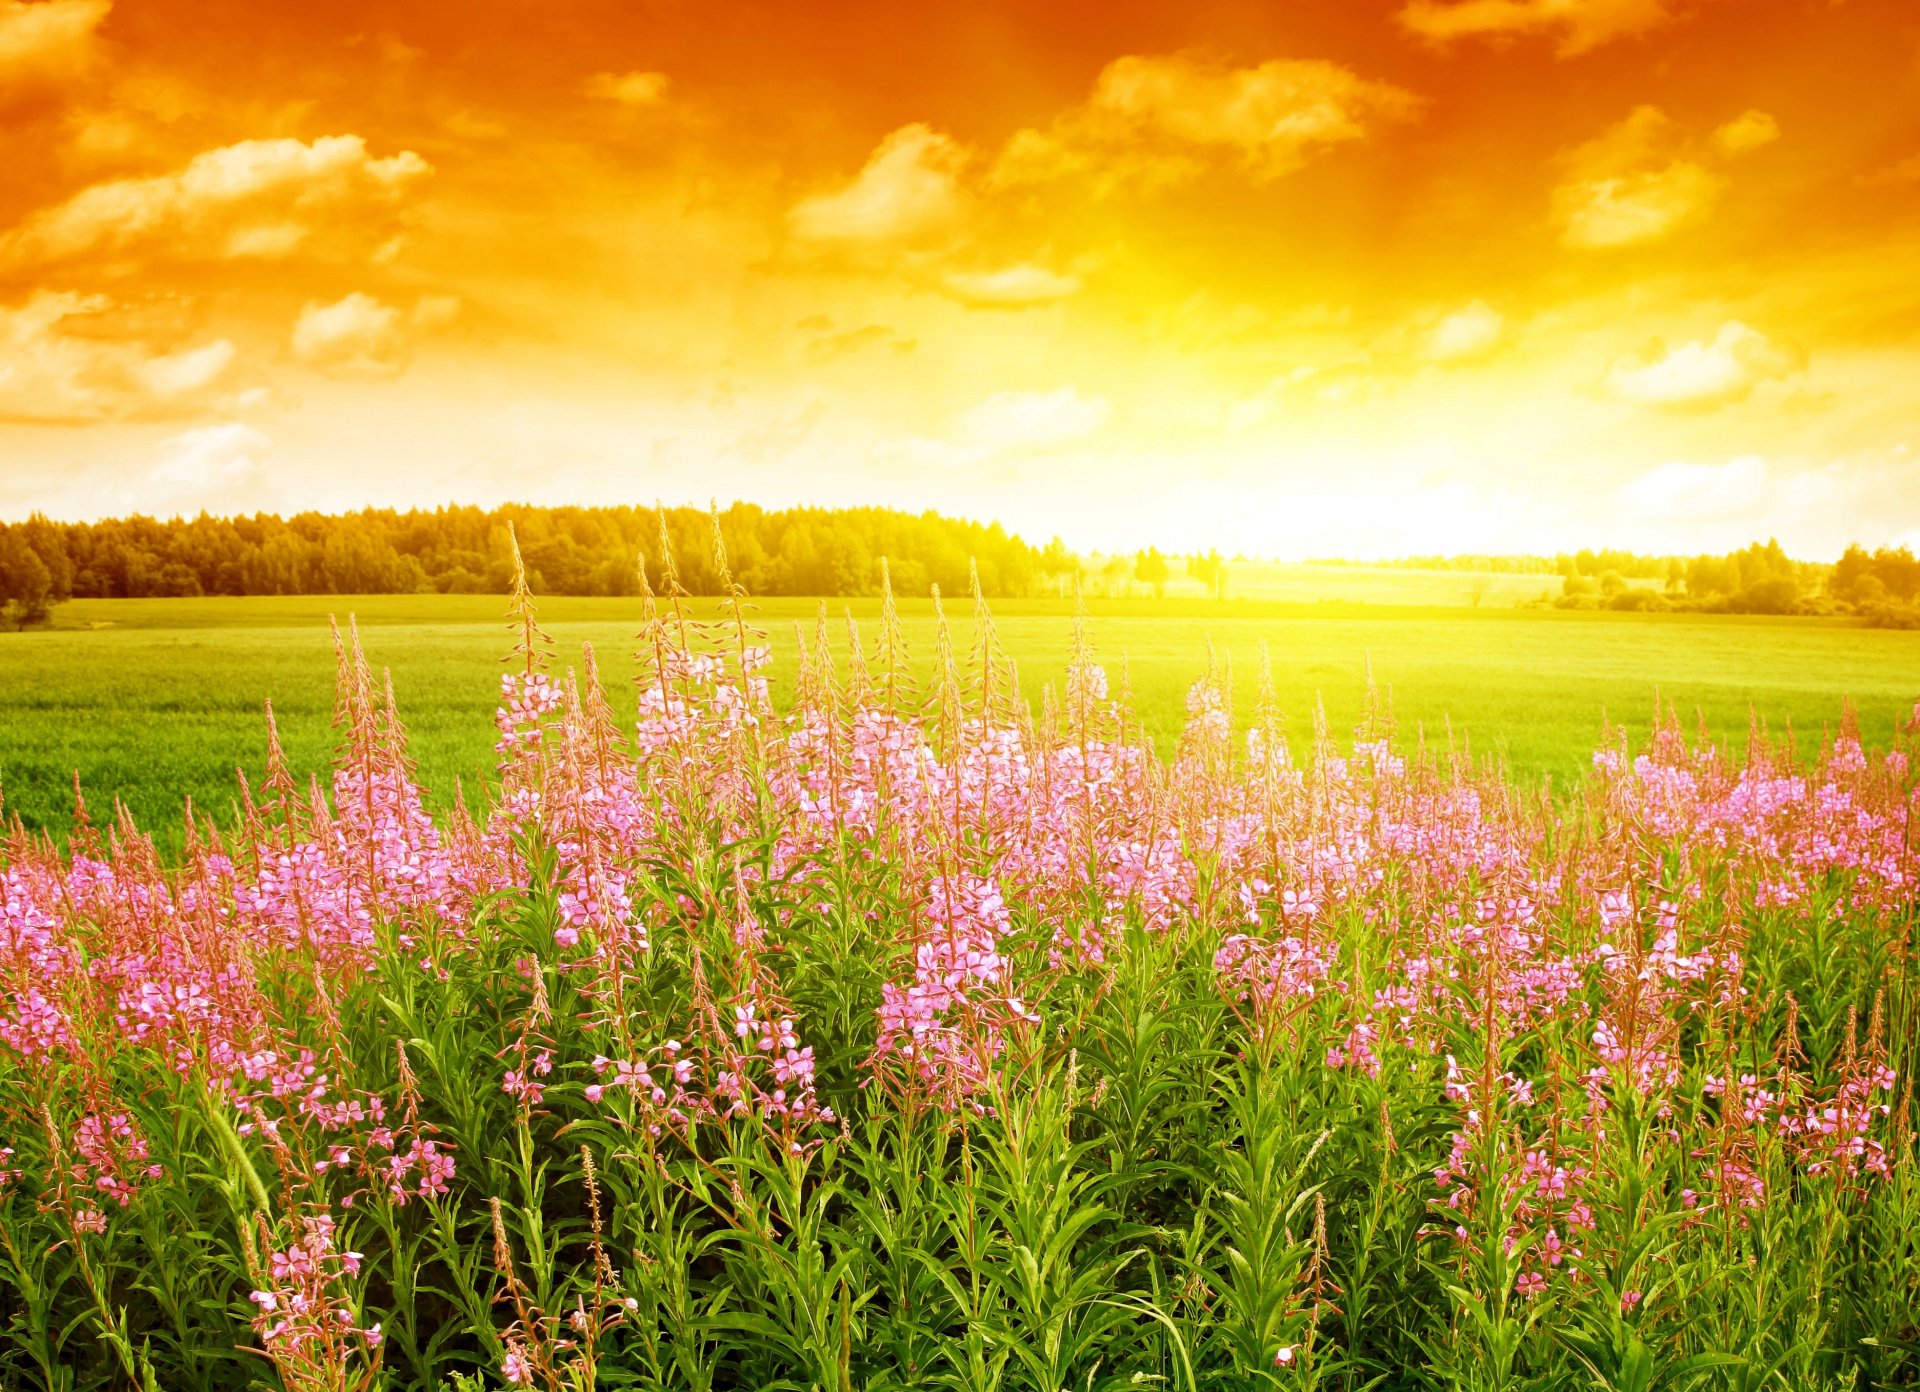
2 531 1917 1392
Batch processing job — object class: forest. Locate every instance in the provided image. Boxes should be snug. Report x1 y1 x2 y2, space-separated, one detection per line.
0 503 1072 624
3 504 1920 629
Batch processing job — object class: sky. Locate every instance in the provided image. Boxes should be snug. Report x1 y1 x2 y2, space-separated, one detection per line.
0 0 1917 559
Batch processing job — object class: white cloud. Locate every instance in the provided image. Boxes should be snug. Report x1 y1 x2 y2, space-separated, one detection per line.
1604 322 1804 411
1555 163 1722 246
291 293 407 378
883 386 1113 470
993 53 1419 189
583 70 669 107
1423 300 1505 364
291 291 454 378
0 135 431 269
134 338 236 398
960 387 1111 451
0 290 240 423
940 264 1081 308
0 0 109 95
1712 110 1779 156
151 422 272 488
1552 106 1724 248
789 125 967 247
1619 455 1768 518
1397 0 1677 55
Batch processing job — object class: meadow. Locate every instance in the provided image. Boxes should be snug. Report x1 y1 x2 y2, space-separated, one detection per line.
4 580 1918 858
0 549 1915 1392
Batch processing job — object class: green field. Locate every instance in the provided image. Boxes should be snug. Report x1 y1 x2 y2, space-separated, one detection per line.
4 591 1917 852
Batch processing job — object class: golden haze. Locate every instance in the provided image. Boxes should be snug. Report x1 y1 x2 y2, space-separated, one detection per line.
0 0 1917 558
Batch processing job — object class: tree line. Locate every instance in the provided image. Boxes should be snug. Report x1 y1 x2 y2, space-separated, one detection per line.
0 503 1082 627
3 504 1917 629
1550 537 1920 625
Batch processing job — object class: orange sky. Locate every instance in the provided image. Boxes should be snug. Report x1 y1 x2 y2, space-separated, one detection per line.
1 0 1917 557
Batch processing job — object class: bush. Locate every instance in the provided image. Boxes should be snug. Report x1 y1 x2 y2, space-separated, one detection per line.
1607 587 1668 612
1861 598 1920 629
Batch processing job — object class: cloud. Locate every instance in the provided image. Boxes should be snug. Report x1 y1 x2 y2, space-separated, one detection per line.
1712 109 1779 156
1859 150 1920 187
960 387 1110 451
0 290 241 423
940 264 1081 309
1228 361 1387 428
134 338 235 397
1396 0 1678 56
992 53 1419 189
290 292 408 377
800 322 914 365
1619 455 1767 518
0 0 109 97
290 291 456 378
789 124 967 247
151 422 271 489
1604 321 1804 411
1423 300 1505 364
583 70 669 107
1552 106 1724 248
0 134 430 270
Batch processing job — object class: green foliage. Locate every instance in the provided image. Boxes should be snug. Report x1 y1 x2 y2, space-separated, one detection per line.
0 503 1058 607
7 594 1920 860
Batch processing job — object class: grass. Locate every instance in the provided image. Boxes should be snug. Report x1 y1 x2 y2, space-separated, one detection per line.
2 584 1915 1392
4 592 1918 853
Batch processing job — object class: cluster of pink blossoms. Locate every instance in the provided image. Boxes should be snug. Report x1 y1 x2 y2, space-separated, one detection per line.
0 562 1914 1381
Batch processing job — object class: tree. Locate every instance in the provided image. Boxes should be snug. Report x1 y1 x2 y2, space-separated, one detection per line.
1038 537 1080 597
0 530 54 629
1134 547 1170 599
1187 548 1228 600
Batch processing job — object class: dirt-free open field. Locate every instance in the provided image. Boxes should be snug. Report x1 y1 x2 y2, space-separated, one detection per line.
4 591 1915 851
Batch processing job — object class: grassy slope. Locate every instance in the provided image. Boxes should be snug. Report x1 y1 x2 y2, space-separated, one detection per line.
5 592 1917 850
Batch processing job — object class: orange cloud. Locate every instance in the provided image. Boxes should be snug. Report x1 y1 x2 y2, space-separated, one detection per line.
0 289 240 423
939 263 1081 309
290 291 457 378
149 422 272 498
0 0 109 99
993 53 1420 189
789 124 967 247
1603 322 1804 411
1397 0 1679 56
583 70 669 108
0 135 430 270
1711 109 1779 156
1422 301 1506 364
1551 106 1722 248
291 292 405 378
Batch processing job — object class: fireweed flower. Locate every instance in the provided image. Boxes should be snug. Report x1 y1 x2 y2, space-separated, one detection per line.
2 572 1915 1387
